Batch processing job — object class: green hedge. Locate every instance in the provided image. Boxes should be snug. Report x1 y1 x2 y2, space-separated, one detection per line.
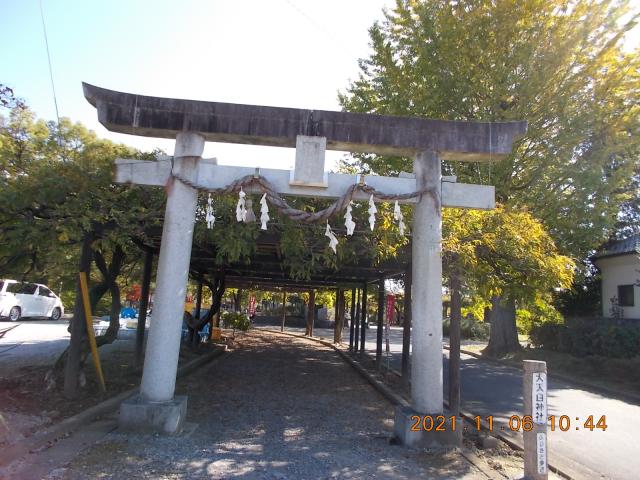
443 316 490 340
530 323 640 358
221 311 252 331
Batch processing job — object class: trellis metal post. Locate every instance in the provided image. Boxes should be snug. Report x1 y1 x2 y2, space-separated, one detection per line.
349 287 356 350
192 277 203 346
401 266 412 387
334 288 343 343
354 288 361 352
135 248 153 366
376 277 384 365
360 282 367 352
449 271 462 415
281 291 287 332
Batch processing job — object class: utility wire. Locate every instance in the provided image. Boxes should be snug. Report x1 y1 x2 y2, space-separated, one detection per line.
281 0 358 59
39 0 61 131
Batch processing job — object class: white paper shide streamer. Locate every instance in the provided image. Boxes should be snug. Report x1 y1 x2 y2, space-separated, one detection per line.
325 221 339 254
344 201 356 236
368 194 377 231
393 200 406 235
259 193 270 230
236 188 247 222
205 193 215 229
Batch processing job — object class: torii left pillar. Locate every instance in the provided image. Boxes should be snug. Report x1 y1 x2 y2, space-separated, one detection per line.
119 132 205 434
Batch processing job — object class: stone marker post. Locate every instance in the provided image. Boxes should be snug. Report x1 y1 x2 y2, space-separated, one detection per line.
523 360 548 480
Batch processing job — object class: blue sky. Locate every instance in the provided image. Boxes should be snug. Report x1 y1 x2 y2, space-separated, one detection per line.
1 0 393 169
1 0 638 171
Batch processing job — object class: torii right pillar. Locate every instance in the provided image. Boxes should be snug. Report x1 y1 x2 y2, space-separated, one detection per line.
412 151 443 412
394 150 461 448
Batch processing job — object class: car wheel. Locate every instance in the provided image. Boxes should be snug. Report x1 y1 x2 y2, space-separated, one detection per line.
50 307 62 321
9 306 21 322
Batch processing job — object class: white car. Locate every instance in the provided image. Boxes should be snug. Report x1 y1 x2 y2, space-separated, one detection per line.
0 279 64 322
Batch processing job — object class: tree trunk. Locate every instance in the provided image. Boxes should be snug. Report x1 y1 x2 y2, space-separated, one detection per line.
305 289 315 336
233 288 243 312
190 276 225 339
63 233 93 398
51 241 124 394
484 296 521 357
93 245 125 347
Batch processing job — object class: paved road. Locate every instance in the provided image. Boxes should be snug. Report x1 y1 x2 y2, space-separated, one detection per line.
272 323 638 480
0 319 138 378
0 320 71 376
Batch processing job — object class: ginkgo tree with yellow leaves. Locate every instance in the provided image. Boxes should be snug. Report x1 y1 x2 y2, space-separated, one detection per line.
443 206 575 356
340 0 639 262
338 0 639 354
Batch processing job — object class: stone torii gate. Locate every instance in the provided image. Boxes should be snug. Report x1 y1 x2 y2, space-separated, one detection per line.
83 83 526 442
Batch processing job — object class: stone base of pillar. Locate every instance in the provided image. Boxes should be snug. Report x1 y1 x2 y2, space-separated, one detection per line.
393 405 462 449
119 394 188 435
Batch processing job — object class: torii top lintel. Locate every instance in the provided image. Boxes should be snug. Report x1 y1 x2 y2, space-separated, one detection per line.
83 83 527 162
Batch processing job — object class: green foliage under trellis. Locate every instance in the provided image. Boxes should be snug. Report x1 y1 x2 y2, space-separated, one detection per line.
193 191 409 282
221 311 251 331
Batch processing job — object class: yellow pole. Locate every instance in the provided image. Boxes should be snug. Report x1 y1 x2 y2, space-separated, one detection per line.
78 271 106 392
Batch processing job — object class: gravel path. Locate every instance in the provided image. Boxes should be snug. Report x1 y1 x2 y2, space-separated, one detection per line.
59 330 484 479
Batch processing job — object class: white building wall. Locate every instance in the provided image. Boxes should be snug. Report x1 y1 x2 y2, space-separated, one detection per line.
595 254 640 319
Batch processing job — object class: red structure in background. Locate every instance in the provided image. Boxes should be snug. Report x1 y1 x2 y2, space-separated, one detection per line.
126 284 142 302
386 294 395 324
248 295 257 316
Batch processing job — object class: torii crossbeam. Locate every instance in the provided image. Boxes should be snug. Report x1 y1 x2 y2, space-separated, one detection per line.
83 83 526 444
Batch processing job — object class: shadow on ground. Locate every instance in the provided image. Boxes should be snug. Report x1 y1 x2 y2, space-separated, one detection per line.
62 330 481 480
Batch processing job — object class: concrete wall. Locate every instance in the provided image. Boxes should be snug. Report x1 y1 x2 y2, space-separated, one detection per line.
595 254 640 319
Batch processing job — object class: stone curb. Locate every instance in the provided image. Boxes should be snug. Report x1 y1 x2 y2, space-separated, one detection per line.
445 345 640 405
0 345 226 468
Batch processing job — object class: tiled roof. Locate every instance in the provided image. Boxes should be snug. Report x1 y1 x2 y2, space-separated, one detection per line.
593 234 640 259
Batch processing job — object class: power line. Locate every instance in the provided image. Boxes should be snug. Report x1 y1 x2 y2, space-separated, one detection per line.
39 0 61 129
280 0 358 59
